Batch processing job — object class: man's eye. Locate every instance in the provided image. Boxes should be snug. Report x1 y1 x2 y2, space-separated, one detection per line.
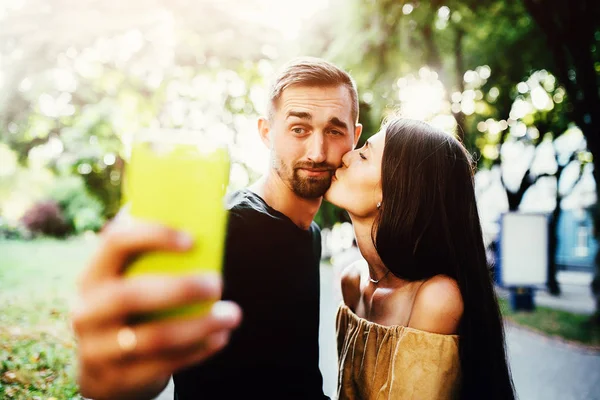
359 152 367 160
330 130 343 136
292 127 306 134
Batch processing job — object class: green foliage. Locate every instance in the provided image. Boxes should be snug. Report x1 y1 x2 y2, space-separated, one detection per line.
1 0 598 234
0 333 81 399
0 238 96 399
0 218 29 240
313 0 597 164
49 176 105 234
0 0 282 226
314 201 350 230
78 162 123 220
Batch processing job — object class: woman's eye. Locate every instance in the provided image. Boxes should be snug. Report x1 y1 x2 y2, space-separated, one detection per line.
359 152 367 160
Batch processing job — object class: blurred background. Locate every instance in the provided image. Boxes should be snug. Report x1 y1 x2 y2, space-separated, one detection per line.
1 0 599 399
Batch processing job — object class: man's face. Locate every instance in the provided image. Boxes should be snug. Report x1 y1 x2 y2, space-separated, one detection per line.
261 85 362 199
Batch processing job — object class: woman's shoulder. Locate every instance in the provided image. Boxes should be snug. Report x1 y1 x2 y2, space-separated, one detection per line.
340 259 367 310
407 275 464 335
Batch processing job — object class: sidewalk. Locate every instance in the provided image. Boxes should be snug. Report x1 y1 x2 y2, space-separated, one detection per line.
506 322 600 400
498 271 596 315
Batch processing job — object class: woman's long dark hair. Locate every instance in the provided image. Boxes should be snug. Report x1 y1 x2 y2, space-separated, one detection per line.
373 118 515 399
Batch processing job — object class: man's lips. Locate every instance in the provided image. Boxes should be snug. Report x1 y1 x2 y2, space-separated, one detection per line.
299 168 332 177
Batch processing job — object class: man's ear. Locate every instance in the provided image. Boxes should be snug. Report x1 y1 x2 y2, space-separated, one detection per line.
353 123 363 148
258 117 271 148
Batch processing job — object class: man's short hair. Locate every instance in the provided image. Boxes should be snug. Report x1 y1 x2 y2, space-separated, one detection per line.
267 57 359 124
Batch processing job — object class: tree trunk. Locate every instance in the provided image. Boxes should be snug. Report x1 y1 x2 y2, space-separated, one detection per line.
548 203 561 295
453 27 467 144
504 166 538 212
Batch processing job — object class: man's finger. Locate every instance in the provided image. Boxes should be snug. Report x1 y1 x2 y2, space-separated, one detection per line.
77 301 242 364
72 274 222 332
79 219 194 291
78 329 232 400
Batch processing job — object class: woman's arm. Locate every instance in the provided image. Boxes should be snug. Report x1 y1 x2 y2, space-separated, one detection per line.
340 261 364 311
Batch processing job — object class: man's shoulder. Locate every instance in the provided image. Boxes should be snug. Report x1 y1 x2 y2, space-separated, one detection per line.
225 189 321 239
226 189 270 222
309 221 321 234
225 189 287 238
227 189 261 212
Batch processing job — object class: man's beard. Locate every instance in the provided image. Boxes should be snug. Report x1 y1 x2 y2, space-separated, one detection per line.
275 158 335 199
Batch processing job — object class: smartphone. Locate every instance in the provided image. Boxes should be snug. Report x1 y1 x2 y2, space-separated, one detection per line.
123 130 230 321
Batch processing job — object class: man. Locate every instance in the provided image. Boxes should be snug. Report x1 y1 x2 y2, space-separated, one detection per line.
72 57 362 400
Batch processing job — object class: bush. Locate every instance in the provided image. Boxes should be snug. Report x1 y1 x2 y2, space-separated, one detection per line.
20 201 70 238
49 176 105 234
0 217 30 240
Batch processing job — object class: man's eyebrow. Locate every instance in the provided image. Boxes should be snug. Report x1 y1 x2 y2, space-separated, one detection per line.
328 117 348 130
286 111 312 120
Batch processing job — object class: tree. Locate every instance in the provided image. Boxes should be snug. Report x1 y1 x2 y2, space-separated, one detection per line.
0 0 284 220
519 0 600 323
308 0 600 316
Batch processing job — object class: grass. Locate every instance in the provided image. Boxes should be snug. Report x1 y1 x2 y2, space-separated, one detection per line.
0 237 97 399
498 297 600 348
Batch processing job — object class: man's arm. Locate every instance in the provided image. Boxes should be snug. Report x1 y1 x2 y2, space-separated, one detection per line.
72 218 242 400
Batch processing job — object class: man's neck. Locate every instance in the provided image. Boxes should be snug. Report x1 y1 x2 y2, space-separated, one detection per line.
249 171 322 230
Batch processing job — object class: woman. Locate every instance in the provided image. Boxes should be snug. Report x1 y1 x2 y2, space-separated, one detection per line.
325 118 515 399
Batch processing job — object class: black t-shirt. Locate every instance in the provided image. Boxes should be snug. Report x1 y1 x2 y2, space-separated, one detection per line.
173 189 328 400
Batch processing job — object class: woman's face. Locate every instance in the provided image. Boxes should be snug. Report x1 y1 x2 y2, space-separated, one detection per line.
325 130 385 219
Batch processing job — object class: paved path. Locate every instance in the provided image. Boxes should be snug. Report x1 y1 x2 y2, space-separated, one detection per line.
155 266 600 400
506 324 600 400
534 271 596 315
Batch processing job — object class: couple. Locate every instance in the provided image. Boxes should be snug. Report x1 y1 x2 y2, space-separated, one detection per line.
72 58 515 399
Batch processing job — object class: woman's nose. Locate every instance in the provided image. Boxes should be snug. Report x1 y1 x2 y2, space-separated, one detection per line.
341 151 353 168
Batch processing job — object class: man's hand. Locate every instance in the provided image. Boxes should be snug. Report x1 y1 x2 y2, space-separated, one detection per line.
72 218 242 400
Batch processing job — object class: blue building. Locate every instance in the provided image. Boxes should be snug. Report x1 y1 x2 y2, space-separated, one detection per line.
556 208 597 272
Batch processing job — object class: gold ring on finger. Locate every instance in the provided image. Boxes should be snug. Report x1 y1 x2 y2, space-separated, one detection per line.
116 326 137 355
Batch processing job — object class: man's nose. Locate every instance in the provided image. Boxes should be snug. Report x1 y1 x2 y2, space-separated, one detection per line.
306 132 326 164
